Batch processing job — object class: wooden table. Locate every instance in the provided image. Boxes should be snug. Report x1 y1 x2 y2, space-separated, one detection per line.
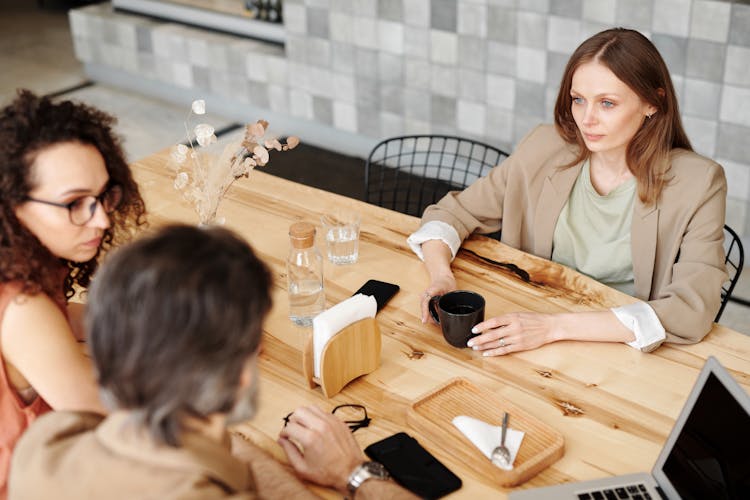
132 151 750 498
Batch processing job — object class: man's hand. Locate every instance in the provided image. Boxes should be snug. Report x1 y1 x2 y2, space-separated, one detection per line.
278 405 365 495
230 432 318 499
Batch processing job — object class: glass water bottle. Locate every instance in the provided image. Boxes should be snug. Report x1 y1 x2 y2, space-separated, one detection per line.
287 222 325 326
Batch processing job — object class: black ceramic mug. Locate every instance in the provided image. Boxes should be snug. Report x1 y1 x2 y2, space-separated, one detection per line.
428 290 485 348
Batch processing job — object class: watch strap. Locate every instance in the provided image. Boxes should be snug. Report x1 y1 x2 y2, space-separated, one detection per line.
346 461 390 497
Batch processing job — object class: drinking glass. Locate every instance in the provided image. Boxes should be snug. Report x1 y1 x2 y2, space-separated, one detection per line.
321 209 360 265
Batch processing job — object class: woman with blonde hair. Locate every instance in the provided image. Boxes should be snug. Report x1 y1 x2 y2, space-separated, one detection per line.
409 28 726 355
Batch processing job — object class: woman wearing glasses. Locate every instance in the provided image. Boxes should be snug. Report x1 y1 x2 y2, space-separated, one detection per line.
0 90 145 493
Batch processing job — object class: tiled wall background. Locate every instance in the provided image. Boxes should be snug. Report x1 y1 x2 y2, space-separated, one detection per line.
71 0 750 235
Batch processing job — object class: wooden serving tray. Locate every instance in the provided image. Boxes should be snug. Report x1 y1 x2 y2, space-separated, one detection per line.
407 378 564 487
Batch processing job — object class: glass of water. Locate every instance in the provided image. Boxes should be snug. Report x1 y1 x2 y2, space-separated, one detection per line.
321 209 360 265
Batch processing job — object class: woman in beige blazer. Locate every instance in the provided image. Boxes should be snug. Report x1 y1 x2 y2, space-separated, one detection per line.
409 28 727 355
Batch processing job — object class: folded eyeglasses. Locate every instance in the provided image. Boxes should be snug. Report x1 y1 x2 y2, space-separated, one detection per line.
283 404 371 433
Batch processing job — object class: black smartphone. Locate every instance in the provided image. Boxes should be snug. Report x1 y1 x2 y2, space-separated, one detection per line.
364 432 462 499
353 279 400 312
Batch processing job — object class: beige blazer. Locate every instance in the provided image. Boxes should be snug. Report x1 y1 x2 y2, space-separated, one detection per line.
9 411 257 499
423 125 728 346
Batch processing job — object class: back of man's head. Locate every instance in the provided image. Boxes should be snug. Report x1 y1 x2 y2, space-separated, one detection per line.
86 224 273 446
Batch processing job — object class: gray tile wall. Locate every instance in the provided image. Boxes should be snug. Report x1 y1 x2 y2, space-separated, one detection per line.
71 1 750 235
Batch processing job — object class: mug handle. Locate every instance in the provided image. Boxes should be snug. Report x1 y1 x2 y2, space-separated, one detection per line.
428 295 442 324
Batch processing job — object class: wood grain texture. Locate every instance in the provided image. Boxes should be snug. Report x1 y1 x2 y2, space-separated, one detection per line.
408 378 564 487
130 151 750 499
302 317 381 398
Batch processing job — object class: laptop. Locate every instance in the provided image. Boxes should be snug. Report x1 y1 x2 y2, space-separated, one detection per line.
510 356 750 500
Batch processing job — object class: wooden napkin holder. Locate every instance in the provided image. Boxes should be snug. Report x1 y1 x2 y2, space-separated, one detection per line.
302 317 381 398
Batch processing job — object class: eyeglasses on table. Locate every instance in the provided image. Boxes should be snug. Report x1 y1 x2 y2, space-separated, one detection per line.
282 404 371 433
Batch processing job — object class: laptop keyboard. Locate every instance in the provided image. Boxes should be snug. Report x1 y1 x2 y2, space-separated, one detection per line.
577 483 652 500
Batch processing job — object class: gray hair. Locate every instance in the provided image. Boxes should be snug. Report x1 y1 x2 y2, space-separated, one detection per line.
87 224 272 446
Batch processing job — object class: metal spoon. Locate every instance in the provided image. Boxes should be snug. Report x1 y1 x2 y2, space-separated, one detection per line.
490 412 511 467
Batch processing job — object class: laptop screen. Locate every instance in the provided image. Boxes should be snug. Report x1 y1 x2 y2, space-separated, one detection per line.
660 372 750 499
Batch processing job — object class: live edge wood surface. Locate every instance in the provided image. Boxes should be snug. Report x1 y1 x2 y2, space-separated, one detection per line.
131 151 750 498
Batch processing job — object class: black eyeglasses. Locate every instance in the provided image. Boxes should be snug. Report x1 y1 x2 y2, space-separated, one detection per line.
283 404 371 433
26 183 123 226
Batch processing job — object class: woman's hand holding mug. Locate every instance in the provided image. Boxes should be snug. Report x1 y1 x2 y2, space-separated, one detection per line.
420 274 457 324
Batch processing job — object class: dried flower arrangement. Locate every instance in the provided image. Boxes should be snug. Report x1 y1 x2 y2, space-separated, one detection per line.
169 99 299 225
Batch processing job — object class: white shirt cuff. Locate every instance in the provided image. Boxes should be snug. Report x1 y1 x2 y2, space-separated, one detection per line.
611 302 666 351
406 221 462 261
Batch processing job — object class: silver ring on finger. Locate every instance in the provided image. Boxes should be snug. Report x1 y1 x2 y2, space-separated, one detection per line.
499 337 506 348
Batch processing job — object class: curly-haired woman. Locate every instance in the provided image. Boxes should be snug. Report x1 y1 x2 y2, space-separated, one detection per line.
0 90 146 493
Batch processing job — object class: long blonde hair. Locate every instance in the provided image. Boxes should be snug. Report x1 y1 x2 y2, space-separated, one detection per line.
554 28 692 206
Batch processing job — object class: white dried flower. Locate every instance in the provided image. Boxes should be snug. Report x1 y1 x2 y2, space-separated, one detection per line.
253 145 269 165
194 123 216 147
248 122 265 138
200 134 217 147
171 103 299 226
265 138 283 152
191 99 206 115
174 171 189 190
231 164 244 177
170 146 187 164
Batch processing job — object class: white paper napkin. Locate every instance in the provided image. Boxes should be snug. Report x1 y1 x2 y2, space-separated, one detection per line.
452 415 525 471
312 293 377 378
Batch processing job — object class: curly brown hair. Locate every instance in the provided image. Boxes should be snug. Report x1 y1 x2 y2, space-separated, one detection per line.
0 89 146 300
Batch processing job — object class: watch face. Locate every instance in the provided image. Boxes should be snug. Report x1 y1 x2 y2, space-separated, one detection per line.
363 461 389 478
348 461 391 493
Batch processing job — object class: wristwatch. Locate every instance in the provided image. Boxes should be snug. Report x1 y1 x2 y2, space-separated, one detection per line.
346 461 390 497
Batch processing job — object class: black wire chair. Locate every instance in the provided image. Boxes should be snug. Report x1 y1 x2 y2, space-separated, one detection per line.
716 224 745 322
364 135 510 218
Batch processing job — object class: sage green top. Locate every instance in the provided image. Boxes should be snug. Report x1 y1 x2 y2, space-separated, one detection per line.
552 160 637 295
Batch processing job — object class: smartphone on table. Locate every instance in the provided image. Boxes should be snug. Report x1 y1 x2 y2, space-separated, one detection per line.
364 432 462 499
353 279 400 312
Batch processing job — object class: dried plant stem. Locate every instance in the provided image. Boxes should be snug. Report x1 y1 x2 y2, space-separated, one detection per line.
169 102 299 226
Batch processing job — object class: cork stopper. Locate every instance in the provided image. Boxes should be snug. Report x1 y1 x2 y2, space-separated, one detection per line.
289 221 316 249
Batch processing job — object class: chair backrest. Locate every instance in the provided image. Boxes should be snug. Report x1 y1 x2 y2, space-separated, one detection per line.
716 224 745 322
365 135 509 217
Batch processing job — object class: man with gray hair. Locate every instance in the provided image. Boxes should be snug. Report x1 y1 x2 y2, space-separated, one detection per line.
9 225 414 499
